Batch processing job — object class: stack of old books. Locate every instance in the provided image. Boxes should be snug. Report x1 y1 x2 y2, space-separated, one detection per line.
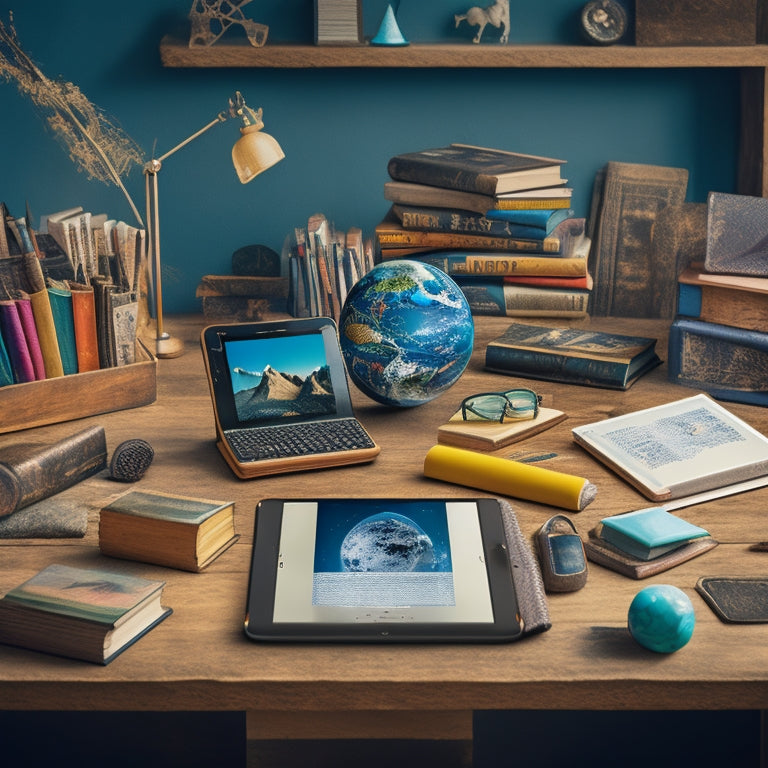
668 191 768 406
378 143 592 319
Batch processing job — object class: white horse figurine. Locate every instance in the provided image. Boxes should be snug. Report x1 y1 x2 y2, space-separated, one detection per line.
455 0 510 44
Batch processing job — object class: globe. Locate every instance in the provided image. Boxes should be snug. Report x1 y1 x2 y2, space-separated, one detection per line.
339 260 474 407
627 584 696 654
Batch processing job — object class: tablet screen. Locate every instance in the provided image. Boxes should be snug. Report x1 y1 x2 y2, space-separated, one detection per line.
272 499 494 624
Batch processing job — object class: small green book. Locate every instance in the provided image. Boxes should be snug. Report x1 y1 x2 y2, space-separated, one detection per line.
599 507 709 561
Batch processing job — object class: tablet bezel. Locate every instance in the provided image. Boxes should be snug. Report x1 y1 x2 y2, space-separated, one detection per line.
244 498 523 642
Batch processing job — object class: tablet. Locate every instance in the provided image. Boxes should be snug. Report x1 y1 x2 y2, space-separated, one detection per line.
245 498 529 642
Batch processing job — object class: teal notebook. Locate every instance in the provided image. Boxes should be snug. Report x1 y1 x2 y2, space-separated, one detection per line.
47 286 78 375
600 507 709 561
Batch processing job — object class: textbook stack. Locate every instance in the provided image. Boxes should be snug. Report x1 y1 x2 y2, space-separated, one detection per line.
378 144 592 319
0 202 155 434
668 191 768 406
284 213 375 322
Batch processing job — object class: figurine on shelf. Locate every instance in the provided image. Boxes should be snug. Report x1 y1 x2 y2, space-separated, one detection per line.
454 0 510 44
188 0 268 48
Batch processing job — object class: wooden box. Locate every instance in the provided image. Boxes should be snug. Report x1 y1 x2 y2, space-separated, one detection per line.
635 0 758 46
0 342 156 434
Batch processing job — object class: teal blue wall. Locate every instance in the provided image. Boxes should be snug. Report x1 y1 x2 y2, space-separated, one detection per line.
0 1 740 312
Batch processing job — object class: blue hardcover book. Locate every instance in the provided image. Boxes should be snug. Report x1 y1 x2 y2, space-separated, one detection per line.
483 208 573 233
668 317 768 406
0 327 14 386
47 286 78 375
600 507 709 560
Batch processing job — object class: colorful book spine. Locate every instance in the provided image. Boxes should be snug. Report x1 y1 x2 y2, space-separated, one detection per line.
416 251 588 277
455 279 589 317
47 286 78 375
0 300 35 382
14 296 46 379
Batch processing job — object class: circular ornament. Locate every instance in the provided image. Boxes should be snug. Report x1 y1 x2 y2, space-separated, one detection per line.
580 0 628 46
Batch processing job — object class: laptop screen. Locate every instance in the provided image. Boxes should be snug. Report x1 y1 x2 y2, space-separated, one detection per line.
202 319 357 432
224 331 337 424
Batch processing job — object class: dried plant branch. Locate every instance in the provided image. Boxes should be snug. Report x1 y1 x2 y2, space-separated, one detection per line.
0 13 144 226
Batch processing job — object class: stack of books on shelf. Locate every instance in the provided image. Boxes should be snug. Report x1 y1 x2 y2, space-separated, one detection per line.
668 191 768 406
284 212 375 321
378 143 592 318
0 202 146 387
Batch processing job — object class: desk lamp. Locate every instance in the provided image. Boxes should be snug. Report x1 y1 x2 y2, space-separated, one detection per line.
144 91 284 358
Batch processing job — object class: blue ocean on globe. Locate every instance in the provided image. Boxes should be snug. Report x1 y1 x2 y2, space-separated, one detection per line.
339 260 474 407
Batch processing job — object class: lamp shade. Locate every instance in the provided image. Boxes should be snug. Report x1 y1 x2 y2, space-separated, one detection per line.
233 125 285 184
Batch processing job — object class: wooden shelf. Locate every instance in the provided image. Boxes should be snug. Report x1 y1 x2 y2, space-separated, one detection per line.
160 36 768 69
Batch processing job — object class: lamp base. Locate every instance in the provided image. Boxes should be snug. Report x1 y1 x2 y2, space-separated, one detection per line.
156 332 185 359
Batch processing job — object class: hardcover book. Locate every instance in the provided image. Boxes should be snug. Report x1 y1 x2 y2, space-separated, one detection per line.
571 394 768 502
99 489 239 572
677 265 768 333
590 162 688 317
667 317 768 407
437 406 567 451
383 180 573 215
485 323 661 390
455 279 590 318
390 204 571 240
598 507 709 561
0 563 172 664
705 191 768 277
387 144 566 196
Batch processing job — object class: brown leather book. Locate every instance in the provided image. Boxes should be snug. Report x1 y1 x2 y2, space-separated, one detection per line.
0 425 107 518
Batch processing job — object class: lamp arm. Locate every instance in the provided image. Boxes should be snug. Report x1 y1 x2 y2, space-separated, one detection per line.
152 114 227 168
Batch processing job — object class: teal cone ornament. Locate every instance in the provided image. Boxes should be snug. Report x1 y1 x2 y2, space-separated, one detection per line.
371 4 409 46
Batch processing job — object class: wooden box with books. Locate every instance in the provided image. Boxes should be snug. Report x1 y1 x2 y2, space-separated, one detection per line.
0 340 156 434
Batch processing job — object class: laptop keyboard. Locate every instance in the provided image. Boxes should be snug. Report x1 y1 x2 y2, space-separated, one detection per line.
225 418 376 463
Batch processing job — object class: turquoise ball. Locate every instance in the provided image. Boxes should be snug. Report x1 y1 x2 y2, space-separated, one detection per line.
627 584 695 653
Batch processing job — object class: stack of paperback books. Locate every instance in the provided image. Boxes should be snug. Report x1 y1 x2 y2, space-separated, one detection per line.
378 143 592 318
668 191 768 406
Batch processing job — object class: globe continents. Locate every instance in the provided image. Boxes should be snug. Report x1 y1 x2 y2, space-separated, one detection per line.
627 584 696 653
339 260 474 407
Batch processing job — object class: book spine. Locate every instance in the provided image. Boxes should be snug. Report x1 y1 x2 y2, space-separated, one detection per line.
395 207 549 240
0 300 35 382
667 317 768 405
0 424 107 517
485 344 629 388
455 280 589 317
69 287 101 373
493 197 572 211
388 156 495 195
47 286 78 374
0 325 14 386
677 280 768 333
28 288 64 378
375 228 559 253
417 253 586 277
14 297 46 379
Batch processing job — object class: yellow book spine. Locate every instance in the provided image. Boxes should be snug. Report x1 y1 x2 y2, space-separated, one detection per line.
423 444 596 511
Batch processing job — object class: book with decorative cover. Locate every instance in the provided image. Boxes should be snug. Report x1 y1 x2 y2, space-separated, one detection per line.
485 323 660 390
667 317 768 407
705 191 768 277
0 563 171 664
572 394 768 502
99 489 238 572
387 144 566 196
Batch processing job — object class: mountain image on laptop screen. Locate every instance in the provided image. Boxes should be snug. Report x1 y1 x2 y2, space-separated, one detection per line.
225 334 337 423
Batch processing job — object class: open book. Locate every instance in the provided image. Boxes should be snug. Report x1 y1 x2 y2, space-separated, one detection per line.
572 394 768 502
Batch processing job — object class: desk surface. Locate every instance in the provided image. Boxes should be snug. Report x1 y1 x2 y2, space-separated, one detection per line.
1 315 768 721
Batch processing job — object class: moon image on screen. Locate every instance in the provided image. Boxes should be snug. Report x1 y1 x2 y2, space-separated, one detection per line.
340 512 436 572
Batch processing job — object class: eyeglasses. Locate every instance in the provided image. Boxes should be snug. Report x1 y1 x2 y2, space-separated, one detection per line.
460 388 541 423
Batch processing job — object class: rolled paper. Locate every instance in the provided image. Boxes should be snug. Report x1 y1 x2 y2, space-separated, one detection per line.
423 444 597 512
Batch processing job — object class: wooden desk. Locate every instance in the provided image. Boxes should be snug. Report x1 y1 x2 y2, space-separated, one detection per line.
1 315 768 745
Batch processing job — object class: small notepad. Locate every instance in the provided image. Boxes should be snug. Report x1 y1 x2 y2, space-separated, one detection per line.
599 506 709 561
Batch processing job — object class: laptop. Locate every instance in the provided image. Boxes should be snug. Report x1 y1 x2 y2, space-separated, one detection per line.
200 318 380 479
